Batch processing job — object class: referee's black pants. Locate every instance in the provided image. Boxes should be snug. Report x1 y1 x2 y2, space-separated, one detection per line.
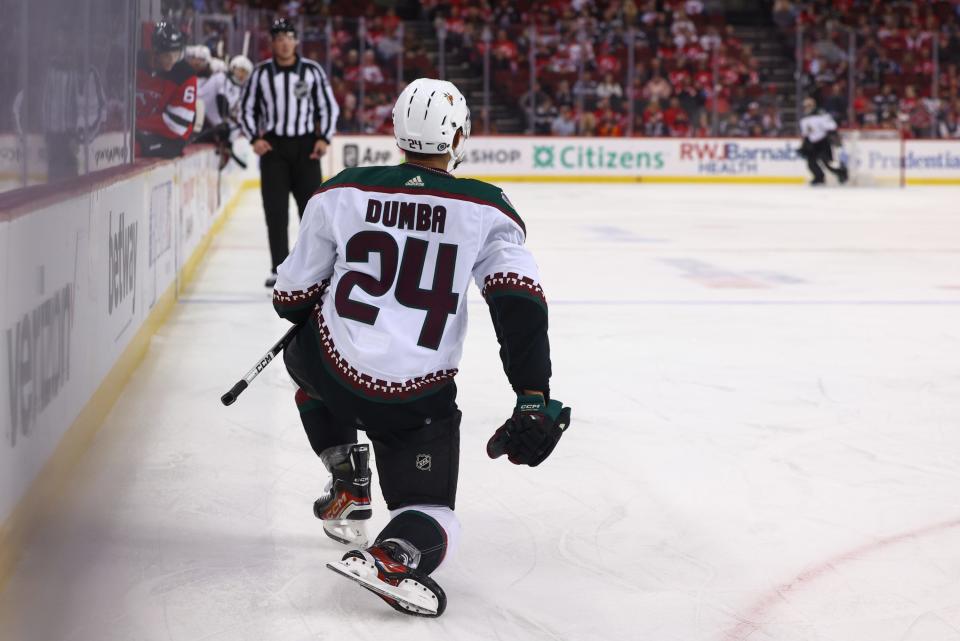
260 134 323 271
806 138 844 184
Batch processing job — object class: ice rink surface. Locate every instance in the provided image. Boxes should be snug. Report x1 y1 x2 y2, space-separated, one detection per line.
2 182 960 641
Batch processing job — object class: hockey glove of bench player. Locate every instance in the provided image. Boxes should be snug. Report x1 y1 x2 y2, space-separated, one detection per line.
487 395 572 467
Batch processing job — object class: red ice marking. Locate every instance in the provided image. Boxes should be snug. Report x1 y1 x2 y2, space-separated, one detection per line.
721 517 960 641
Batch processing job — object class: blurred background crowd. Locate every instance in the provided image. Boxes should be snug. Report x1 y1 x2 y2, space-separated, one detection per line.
158 0 960 138
776 0 960 138
2 0 959 195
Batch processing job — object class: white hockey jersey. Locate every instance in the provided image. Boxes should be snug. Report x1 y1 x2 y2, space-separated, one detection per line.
198 71 245 140
273 163 548 401
800 111 837 143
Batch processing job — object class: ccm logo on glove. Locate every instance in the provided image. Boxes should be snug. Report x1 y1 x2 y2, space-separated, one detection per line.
487 394 572 467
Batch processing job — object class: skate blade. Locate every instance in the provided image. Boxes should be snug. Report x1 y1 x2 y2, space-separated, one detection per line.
323 520 369 547
326 558 439 616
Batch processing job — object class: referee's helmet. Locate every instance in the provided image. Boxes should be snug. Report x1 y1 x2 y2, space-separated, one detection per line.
270 18 297 38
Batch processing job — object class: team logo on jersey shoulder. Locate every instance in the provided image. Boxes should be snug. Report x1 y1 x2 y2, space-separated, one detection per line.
405 175 425 187
293 79 309 99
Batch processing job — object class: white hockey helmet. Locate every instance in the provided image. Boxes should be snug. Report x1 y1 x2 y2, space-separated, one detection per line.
393 78 471 170
209 58 227 74
229 54 253 75
186 45 212 62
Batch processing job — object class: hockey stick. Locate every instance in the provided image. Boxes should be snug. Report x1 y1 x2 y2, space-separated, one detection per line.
229 149 248 169
221 323 302 406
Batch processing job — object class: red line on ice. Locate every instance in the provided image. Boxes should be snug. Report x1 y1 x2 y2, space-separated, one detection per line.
722 517 960 641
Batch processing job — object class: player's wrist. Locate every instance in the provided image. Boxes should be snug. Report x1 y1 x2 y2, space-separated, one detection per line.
517 391 547 403
515 386 550 403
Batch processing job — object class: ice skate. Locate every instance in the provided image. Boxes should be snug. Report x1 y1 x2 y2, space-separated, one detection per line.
314 444 372 547
326 539 446 617
837 163 849 184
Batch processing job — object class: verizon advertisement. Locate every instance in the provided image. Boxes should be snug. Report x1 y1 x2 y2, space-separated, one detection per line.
2 195 89 523
0 148 236 525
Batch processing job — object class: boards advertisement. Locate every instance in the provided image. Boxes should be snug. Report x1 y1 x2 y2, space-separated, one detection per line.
1 195 87 522
325 135 960 184
0 148 228 525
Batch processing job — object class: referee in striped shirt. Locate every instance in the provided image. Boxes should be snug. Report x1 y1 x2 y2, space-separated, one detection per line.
241 18 339 287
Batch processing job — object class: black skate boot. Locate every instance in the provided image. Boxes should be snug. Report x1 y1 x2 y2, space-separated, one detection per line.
326 539 447 617
837 163 849 184
314 444 372 546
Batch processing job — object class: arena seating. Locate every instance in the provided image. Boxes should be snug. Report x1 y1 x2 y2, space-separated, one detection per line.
773 0 960 138
161 0 960 138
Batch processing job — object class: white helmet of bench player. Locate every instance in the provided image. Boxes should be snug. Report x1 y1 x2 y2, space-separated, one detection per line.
186 45 212 62
229 55 253 75
393 78 471 171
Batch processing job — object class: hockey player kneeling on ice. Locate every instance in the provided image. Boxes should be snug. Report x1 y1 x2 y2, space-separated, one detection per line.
272 78 571 617
798 97 848 186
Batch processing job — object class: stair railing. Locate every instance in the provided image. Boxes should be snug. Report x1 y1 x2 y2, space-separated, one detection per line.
482 26 492 135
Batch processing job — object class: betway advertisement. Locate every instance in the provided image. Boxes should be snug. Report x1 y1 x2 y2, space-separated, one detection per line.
326 135 960 183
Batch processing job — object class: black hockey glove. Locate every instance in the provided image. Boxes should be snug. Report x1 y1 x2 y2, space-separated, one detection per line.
487 395 571 467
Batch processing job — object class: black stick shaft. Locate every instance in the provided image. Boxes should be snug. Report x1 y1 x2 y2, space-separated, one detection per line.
221 324 301 406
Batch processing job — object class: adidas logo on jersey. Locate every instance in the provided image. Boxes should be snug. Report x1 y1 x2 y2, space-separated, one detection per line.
405 175 425 187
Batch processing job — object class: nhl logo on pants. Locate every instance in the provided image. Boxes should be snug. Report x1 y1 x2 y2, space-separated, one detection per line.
416 454 432 471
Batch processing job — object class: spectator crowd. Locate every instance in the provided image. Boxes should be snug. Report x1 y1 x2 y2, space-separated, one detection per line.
774 0 960 138
158 0 960 139
445 0 784 137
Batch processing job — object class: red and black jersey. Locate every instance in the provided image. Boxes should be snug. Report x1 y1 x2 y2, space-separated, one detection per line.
135 54 198 158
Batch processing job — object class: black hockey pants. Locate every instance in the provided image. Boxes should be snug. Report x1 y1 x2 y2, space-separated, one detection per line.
806 138 844 184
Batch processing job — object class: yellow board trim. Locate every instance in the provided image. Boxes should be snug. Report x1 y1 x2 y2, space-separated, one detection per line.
906 178 960 185
0 176 257 591
177 178 255 293
461 174 808 184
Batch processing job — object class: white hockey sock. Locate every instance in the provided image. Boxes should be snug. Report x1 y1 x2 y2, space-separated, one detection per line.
388 504 461 571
